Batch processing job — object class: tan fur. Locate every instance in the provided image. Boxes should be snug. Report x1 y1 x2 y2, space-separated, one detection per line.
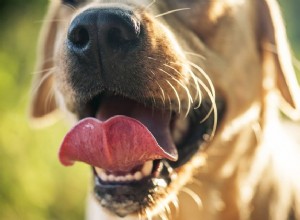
31 0 300 219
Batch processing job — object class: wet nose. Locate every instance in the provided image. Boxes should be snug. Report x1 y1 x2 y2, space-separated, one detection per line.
67 8 141 59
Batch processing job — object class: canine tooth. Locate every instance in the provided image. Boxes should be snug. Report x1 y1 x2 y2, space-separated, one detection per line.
95 167 104 175
142 161 153 176
95 168 109 181
99 172 108 182
134 171 143 181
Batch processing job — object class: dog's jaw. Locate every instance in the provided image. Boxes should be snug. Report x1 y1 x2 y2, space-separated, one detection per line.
86 152 209 220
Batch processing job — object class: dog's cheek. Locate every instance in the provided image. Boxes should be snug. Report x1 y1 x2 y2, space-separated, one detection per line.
52 38 77 114
139 14 194 107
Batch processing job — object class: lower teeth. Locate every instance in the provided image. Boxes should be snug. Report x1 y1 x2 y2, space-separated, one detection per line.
95 161 153 182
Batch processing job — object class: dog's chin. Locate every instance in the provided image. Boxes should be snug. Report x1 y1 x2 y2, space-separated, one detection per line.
93 162 173 217
73 92 225 217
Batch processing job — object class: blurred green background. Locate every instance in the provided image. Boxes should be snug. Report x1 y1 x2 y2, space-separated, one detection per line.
0 0 299 220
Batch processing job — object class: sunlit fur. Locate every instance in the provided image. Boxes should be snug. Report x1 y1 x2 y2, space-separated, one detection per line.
30 0 300 219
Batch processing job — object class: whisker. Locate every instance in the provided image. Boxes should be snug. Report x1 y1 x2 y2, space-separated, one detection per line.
166 80 181 113
170 61 203 109
151 94 157 110
162 200 172 220
166 94 173 118
30 58 55 75
145 0 157 9
166 207 172 220
184 51 206 60
170 196 180 219
157 60 217 138
44 84 55 114
181 187 203 210
62 3 77 11
182 62 217 139
155 8 190 18
159 67 192 106
193 77 212 114
162 63 184 77
32 66 55 76
162 64 194 117
195 77 217 139
34 18 68 24
148 194 155 205
138 211 142 220
159 68 182 113
145 208 152 220
191 177 203 189
157 82 166 104
145 83 157 111
147 56 157 61
159 212 168 220
251 121 262 144
32 69 55 95
188 69 203 109
188 61 215 99
150 70 167 109
187 61 218 139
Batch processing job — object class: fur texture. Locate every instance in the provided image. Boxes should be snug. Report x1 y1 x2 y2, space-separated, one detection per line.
31 0 300 219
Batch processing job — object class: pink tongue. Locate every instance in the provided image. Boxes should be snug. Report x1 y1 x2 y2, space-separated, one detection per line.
59 115 178 172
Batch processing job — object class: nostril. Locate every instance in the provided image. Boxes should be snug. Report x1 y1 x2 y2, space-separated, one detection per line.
68 26 90 49
106 22 140 50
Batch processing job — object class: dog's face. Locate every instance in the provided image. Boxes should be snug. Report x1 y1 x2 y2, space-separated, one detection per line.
31 0 300 218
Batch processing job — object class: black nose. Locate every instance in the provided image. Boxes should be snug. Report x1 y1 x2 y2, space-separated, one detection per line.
67 8 141 56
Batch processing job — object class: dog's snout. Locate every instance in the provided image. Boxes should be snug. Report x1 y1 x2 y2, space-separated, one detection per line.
67 8 141 54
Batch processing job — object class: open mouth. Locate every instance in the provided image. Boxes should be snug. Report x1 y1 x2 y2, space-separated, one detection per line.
58 92 224 217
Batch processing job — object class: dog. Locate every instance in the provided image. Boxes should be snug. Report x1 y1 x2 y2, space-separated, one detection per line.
30 0 300 219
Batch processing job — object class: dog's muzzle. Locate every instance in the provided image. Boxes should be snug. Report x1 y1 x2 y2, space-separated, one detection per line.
57 6 224 217
65 7 142 97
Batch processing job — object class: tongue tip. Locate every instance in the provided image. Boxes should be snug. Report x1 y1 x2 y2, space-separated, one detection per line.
58 152 74 166
58 142 77 167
